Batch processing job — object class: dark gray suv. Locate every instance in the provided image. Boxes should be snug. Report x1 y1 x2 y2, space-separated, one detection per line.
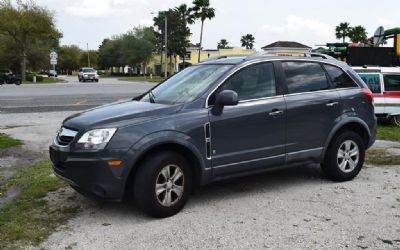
50 54 376 217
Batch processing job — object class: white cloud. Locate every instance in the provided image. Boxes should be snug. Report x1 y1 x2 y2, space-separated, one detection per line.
261 15 332 38
377 17 394 27
65 0 141 19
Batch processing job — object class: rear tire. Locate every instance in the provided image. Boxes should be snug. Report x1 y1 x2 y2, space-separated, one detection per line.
390 115 400 127
15 80 21 85
321 130 365 182
133 151 192 218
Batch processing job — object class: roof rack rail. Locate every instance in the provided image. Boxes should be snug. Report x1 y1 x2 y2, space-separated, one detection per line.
201 54 248 62
251 51 335 60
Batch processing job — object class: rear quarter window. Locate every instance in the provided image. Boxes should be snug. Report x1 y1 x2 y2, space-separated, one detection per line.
383 74 400 91
359 74 381 93
323 64 358 88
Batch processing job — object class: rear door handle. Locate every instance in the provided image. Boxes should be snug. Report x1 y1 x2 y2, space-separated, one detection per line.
326 101 339 107
269 109 283 117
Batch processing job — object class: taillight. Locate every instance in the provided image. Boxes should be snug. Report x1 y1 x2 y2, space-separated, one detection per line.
363 88 374 104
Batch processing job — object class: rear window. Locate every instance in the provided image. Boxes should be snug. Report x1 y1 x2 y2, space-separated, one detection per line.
383 74 400 92
324 64 358 88
282 62 329 94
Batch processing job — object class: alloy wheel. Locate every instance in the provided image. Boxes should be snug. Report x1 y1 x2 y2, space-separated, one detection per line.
337 140 359 173
155 164 184 207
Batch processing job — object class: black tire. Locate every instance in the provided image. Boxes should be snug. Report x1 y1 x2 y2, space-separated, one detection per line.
133 151 192 218
15 80 21 85
321 130 365 182
78 78 82 82
390 115 400 127
83 79 86 82
95 79 99 82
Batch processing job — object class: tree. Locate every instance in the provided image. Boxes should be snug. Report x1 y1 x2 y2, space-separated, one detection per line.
0 0 61 80
349 25 368 43
58 45 81 74
191 0 215 62
335 22 351 43
154 10 189 74
174 4 194 69
240 34 255 49
79 50 98 68
217 39 230 49
98 38 122 70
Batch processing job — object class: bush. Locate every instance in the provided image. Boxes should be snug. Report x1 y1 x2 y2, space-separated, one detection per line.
25 73 43 82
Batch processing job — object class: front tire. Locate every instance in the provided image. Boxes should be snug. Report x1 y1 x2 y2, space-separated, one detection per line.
321 130 365 182
133 151 192 218
390 115 400 127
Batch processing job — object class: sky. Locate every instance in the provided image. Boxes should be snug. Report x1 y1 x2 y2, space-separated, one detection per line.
35 0 400 51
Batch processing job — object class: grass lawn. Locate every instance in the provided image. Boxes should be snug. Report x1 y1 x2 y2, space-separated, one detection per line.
118 76 163 83
366 148 400 165
23 77 66 84
0 160 79 249
376 124 400 142
0 133 21 149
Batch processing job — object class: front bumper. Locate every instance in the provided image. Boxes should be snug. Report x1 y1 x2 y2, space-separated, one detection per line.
49 145 128 200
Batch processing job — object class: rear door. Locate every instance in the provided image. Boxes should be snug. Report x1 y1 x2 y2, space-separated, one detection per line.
208 62 286 176
280 61 341 163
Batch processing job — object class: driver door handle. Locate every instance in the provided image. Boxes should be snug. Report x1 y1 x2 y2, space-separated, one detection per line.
326 101 339 107
269 109 283 117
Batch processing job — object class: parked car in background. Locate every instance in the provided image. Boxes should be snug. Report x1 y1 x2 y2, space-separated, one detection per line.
353 66 400 126
48 69 58 77
78 67 99 82
50 54 376 218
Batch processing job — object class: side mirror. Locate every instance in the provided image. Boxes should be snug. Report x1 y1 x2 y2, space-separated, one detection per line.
212 90 238 115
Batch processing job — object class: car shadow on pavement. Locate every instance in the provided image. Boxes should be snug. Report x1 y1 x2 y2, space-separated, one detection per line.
191 164 327 203
76 164 328 220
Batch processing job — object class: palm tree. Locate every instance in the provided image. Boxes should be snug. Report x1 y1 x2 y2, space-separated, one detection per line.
240 34 255 49
349 25 368 43
217 39 229 49
191 0 215 62
174 4 194 69
174 4 195 25
335 22 351 43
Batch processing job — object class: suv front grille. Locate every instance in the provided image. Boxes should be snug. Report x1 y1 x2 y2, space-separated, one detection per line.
56 127 78 146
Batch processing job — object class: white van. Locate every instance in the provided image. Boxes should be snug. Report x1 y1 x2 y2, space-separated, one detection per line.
353 66 400 126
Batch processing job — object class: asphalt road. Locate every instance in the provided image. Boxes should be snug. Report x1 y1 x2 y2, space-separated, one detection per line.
0 76 154 113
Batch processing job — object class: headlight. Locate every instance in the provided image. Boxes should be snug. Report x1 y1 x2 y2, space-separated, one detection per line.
77 128 116 150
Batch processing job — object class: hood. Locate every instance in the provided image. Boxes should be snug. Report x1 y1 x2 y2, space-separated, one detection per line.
63 100 182 129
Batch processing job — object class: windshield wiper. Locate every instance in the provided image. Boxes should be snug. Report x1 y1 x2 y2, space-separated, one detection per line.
148 91 156 103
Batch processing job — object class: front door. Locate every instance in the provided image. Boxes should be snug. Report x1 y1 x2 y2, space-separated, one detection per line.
208 62 286 176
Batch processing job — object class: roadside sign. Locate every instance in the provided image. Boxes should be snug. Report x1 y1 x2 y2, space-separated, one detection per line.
50 51 58 65
50 51 57 59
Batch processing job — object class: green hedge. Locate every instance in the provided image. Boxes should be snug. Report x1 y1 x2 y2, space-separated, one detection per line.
26 74 43 82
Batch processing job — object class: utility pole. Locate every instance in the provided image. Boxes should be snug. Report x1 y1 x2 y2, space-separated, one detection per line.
164 16 168 79
87 43 90 67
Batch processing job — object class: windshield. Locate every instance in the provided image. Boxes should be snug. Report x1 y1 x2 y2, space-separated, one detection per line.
141 64 232 104
83 68 95 73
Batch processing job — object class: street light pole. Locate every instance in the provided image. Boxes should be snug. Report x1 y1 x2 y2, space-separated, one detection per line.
87 43 90 67
164 16 168 79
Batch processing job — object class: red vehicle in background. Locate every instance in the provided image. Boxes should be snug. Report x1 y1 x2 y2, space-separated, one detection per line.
354 66 400 126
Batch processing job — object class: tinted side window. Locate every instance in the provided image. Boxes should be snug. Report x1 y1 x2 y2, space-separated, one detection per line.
383 74 400 91
222 63 276 101
282 62 329 94
324 64 358 88
359 74 381 93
